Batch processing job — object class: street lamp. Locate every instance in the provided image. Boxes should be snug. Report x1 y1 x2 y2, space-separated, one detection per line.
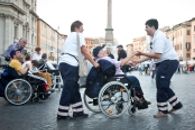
57 26 60 64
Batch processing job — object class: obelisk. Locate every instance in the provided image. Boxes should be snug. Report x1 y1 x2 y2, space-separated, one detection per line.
105 0 114 44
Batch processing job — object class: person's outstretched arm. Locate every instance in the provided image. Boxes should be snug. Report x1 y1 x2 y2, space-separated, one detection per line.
81 46 99 68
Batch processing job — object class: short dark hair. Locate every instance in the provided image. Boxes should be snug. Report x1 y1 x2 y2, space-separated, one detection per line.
92 46 105 58
42 53 47 59
35 47 41 52
145 19 158 30
10 50 20 58
25 54 31 61
70 20 83 32
31 60 39 67
117 45 123 48
10 50 17 58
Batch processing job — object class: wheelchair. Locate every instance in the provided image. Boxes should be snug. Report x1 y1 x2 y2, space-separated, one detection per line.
0 66 50 105
38 61 62 91
83 73 138 118
82 60 138 118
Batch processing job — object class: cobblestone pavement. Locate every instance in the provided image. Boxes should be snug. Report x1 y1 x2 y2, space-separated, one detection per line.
0 72 195 130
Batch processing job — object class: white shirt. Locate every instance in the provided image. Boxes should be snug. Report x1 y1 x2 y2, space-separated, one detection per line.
59 32 85 66
150 30 179 63
22 61 32 70
31 52 42 61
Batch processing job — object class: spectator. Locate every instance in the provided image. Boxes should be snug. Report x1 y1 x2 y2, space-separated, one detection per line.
22 54 32 71
106 47 114 59
117 45 129 73
31 47 42 61
4 38 27 61
48 52 55 61
9 50 29 75
39 53 47 67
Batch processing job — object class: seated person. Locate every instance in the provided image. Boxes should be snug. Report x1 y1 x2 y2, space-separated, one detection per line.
92 45 151 109
9 50 29 75
38 53 47 69
38 53 56 71
22 54 32 70
0 50 29 97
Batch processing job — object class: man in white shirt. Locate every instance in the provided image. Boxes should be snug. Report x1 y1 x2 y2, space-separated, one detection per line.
57 20 99 120
134 19 182 118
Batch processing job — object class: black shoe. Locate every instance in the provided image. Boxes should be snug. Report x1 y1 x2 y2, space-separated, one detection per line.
144 100 151 105
93 98 98 106
169 102 183 113
57 115 70 120
135 99 149 110
73 112 88 118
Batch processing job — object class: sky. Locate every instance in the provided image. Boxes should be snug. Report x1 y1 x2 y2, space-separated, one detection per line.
37 0 195 45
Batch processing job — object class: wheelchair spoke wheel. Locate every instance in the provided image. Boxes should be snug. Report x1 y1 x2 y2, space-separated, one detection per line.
5 79 32 105
98 81 130 118
83 89 101 113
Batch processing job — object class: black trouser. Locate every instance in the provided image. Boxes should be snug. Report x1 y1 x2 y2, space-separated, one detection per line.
126 76 143 98
156 60 180 113
57 63 83 117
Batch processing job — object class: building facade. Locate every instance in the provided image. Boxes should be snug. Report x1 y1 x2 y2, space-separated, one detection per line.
165 22 191 61
37 18 66 60
130 36 149 60
190 18 195 59
130 18 195 61
0 0 37 53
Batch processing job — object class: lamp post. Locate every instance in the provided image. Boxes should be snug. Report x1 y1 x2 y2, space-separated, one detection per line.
57 26 60 64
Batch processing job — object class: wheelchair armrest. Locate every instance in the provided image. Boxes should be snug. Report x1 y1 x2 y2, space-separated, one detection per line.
40 69 47 73
114 74 126 78
0 64 9 69
47 69 59 75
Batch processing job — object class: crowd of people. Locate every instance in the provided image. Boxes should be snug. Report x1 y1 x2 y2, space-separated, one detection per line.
0 39 56 93
0 18 184 120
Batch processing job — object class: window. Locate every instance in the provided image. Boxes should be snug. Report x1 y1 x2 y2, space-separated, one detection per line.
186 42 191 51
186 53 191 59
194 25 195 32
187 30 191 35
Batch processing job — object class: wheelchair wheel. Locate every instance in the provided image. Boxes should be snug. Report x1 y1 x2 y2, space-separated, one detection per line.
83 89 101 113
98 81 130 118
4 79 32 105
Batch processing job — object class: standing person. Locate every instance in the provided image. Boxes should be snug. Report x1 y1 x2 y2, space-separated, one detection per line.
117 45 129 73
57 20 99 120
31 47 42 61
117 45 127 61
48 52 55 61
4 38 27 61
134 19 182 118
106 47 114 59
